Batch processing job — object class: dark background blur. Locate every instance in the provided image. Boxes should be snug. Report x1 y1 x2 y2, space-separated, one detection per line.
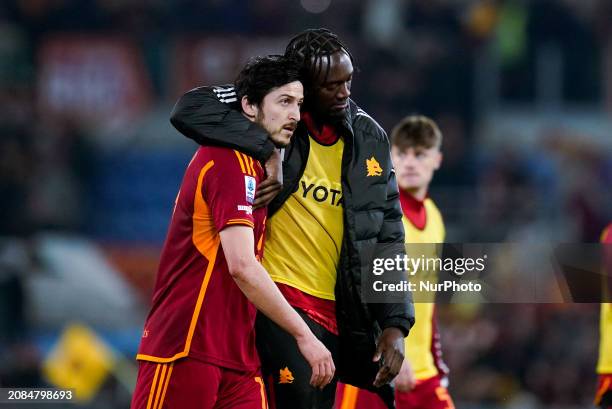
0 0 611 408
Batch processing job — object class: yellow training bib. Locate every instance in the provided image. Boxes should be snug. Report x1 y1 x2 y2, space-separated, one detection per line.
263 135 344 300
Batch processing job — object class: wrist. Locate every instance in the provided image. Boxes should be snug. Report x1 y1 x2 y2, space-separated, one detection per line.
382 318 411 337
382 326 405 339
293 322 313 342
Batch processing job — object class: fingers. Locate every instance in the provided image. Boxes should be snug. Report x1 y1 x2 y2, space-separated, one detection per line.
316 362 326 388
257 176 282 192
299 336 335 390
386 350 403 379
253 178 282 208
321 360 334 389
255 184 282 198
394 361 414 392
395 379 415 392
372 344 383 362
257 177 281 192
373 348 403 387
373 363 389 387
394 369 410 392
395 380 411 392
253 185 281 208
309 362 321 388
309 354 335 389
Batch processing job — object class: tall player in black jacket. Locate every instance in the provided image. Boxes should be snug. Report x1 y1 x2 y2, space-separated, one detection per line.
171 29 414 409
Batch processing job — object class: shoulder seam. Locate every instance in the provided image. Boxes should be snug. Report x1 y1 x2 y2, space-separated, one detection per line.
354 108 386 138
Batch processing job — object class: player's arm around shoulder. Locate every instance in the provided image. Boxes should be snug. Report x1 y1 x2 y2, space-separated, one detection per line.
170 85 230 136
170 85 275 163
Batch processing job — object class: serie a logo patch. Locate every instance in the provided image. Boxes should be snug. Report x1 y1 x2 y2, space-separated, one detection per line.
245 175 256 204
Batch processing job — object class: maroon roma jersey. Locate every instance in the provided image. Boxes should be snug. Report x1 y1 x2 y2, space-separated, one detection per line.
137 146 266 371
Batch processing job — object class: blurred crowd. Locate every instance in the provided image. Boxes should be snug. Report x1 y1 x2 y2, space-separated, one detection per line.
1 0 610 241
439 303 600 407
1 1 611 408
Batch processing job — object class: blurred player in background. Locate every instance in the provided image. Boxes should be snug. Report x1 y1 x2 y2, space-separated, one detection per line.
596 223 612 409
131 56 334 409
337 115 454 409
171 28 413 409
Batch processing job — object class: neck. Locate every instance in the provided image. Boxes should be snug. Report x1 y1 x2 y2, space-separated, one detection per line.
404 187 427 201
305 103 344 127
306 109 325 129
399 189 427 230
302 112 339 145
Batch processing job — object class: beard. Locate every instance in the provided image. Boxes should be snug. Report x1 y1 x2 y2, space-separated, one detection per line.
255 111 294 148
309 103 347 126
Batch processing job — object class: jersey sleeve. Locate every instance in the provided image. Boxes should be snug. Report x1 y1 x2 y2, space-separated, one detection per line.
202 149 258 231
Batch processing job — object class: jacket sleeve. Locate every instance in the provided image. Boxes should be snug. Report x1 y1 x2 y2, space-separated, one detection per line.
170 85 276 163
371 138 414 336
377 164 404 244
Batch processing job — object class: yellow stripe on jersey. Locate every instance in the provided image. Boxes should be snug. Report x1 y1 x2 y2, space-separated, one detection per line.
340 385 359 409
234 150 247 174
156 363 173 409
152 364 167 409
263 135 344 300
598 304 612 373
254 377 267 409
145 364 161 409
598 225 612 374
227 218 255 228
403 198 445 380
247 155 256 176
232 150 257 176
256 218 266 252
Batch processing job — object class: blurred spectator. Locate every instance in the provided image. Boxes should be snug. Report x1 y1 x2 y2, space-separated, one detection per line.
0 127 34 237
28 119 95 232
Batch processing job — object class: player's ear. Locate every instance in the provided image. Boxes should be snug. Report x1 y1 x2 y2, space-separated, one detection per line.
241 96 258 120
434 150 443 170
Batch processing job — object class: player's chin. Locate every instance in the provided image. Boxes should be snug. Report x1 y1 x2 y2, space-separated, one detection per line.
271 131 292 147
398 178 420 191
328 107 347 118
323 101 347 117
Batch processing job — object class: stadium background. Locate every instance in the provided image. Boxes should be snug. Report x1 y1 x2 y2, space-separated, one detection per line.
0 0 611 408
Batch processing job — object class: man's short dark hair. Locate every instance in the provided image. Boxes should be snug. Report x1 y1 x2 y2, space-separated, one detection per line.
391 115 443 151
284 28 355 88
234 55 301 107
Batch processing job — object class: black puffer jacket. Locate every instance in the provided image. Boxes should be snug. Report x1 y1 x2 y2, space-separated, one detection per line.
171 85 414 399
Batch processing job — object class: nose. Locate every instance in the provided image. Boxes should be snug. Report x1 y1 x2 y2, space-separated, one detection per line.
289 103 300 122
338 81 350 100
403 153 417 168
